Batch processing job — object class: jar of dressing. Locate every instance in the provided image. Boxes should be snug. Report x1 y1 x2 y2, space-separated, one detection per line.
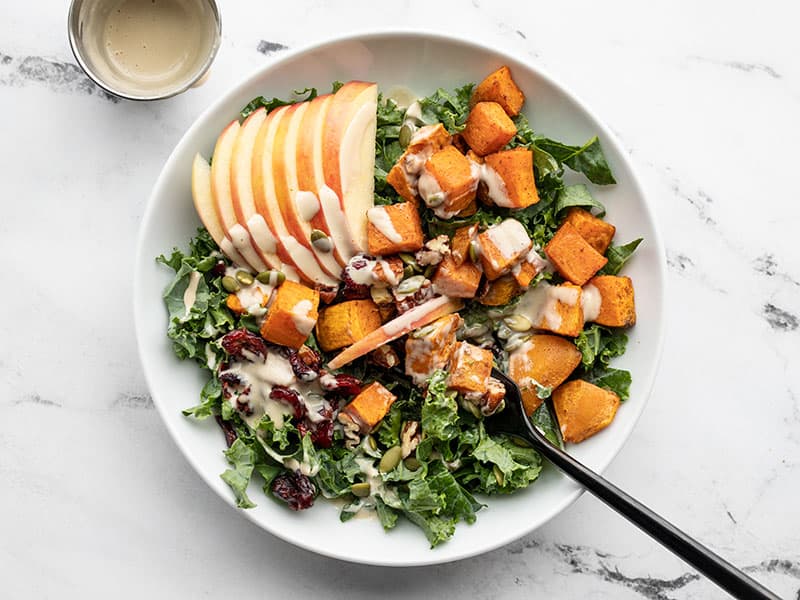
68 0 221 101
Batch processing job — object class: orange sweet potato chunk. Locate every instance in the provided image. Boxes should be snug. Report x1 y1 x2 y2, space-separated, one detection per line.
552 380 620 443
478 219 532 280
367 202 424 256
432 254 482 298
544 221 608 285
461 102 517 156
471 66 525 117
450 224 478 267
386 124 451 202
562 208 616 254
423 146 478 215
483 148 539 208
260 281 320 349
532 283 585 337
339 381 397 432
405 313 462 385
316 299 383 352
447 341 493 395
587 275 636 327
508 335 582 415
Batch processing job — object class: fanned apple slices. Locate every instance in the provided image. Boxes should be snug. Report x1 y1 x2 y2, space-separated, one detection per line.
191 81 378 287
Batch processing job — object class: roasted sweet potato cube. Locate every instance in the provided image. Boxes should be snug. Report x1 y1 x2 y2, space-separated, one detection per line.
531 283 584 337
545 221 608 285
563 208 616 254
471 66 525 117
432 254 482 298
316 299 383 352
552 380 620 443
420 146 478 216
339 381 397 433
478 274 520 306
367 202 424 255
462 102 517 156
482 148 539 209
372 257 404 287
386 124 451 202
508 335 582 415
451 224 478 267
447 342 493 395
512 257 539 288
260 281 320 349
586 275 636 327
405 313 462 385
478 218 532 280
458 198 478 217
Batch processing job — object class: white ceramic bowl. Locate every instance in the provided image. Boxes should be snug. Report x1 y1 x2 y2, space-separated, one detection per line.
133 31 666 566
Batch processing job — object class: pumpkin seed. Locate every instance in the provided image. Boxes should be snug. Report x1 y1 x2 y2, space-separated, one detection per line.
504 314 532 332
366 435 377 451
310 230 333 252
426 192 445 207
403 457 421 471
423 264 437 279
221 276 240 293
379 446 403 473
350 482 372 497
399 122 415 148
397 275 425 295
235 270 254 286
468 240 481 263
256 270 286 286
503 333 531 353
370 286 393 305
402 264 416 279
493 464 505 487
399 252 419 269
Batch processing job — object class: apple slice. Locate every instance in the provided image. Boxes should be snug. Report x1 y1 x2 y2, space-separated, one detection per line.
322 81 378 253
296 94 356 267
191 153 248 268
327 296 464 369
274 99 343 278
253 105 337 288
230 107 282 270
210 120 268 273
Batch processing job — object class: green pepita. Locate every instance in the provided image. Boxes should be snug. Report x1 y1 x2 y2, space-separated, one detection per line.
403 457 421 471
350 482 372 498
399 252 419 269
423 264 437 279
310 230 333 252
504 314 532 332
379 446 403 473
468 240 481 263
397 275 424 295
426 192 445 208
235 270 254 286
221 276 240 293
366 435 377 451
402 264 416 279
493 464 505 487
370 286 393 305
399 122 415 148
256 270 286 286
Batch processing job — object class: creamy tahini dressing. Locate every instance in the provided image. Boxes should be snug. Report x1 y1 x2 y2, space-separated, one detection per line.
319 185 357 262
295 190 321 222
515 282 580 331
182 270 202 317
582 283 602 321
228 223 267 273
291 299 316 336
83 0 218 97
367 206 402 243
484 219 532 269
479 163 513 207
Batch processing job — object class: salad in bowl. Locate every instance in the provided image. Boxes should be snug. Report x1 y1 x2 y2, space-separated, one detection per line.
157 66 640 547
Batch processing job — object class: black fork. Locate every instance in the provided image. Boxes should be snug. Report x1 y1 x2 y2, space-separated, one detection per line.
485 368 781 600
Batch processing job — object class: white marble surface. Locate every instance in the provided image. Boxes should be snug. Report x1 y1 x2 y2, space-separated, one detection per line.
2 0 799 598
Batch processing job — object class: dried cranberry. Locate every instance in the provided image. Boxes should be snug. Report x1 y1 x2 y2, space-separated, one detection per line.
341 256 371 299
211 260 227 277
271 471 316 510
288 347 321 381
320 373 362 396
220 329 267 361
270 385 306 419
215 415 238 447
218 372 242 399
310 420 334 448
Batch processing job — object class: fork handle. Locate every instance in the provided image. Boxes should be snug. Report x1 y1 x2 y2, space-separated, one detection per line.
529 437 781 600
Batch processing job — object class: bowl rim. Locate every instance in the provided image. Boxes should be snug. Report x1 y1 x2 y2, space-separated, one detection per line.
133 28 667 566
